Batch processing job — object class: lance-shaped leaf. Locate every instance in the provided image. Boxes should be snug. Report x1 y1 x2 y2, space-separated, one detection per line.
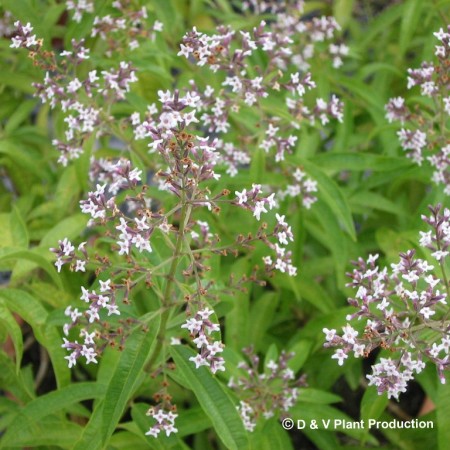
171 345 249 450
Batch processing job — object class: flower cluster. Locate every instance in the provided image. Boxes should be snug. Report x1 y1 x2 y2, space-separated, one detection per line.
4 0 360 444
242 0 347 70
60 277 135 368
129 87 300 276
47 59 137 166
51 159 153 368
8 1 349 441
234 185 298 276
50 238 87 273
52 84 301 377
277 167 318 209
172 17 344 226
66 0 94 22
181 308 225 374
66 0 163 54
324 204 450 399
10 22 139 166
145 407 178 438
179 22 344 142
91 2 163 54
241 0 299 15
62 327 98 368
228 347 306 431
10 21 41 50
214 139 251 177
386 26 450 194
87 158 142 196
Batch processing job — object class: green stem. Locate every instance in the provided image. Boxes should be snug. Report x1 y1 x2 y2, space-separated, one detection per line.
146 191 193 372
423 209 450 324
439 258 450 324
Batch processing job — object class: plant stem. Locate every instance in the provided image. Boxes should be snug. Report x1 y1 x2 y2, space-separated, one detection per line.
146 189 193 372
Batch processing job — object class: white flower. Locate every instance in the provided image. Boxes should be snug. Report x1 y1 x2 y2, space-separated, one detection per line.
432 250 449 261
253 201 267 220
65 353 77 368
189 354 208 369
99 279 111 293
235 189 248 204
376 298 389 311
145 427 160 437
342 324 358 344
420 306 435 320
74 260 85 272
207 341 223 355
332 349 348 366
153 409 167 424
323 328 336 341
106 304 120 316
193 334 208 348
197 308 214 320
181 318 203 334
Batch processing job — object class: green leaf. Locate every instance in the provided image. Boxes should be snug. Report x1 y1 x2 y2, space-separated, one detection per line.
108 430 152 450
40 213 87 249
313 153 411 172
298 388 342 404
4 99 37 134
0 289 70 388
0 396 19 431
0 214 13 248
73 401 104 450
360 386 389 444
224 259 250 351
357 2 404 51
171 346 249 450
349 191 406 216
0 139 49 180
0 71 35 94
10 205 29 248
399 0 424 55
288 340 313 372
55 165 80 210
306 199 349 288
333 0 355 28
0 382 104 447
0 247 62 288
296 277 336 313
0 419 83 448
0 351 35 403
335 76 385 114
301 160 356 241
302 428 340 450
33 281 72 308
359 62 404 79
101 317 160 444
42 3 66 31
176 407 212 437
0 299 23 373
248 292 279 350
437 381 450 449
250 147 266 184
249 418 294 450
